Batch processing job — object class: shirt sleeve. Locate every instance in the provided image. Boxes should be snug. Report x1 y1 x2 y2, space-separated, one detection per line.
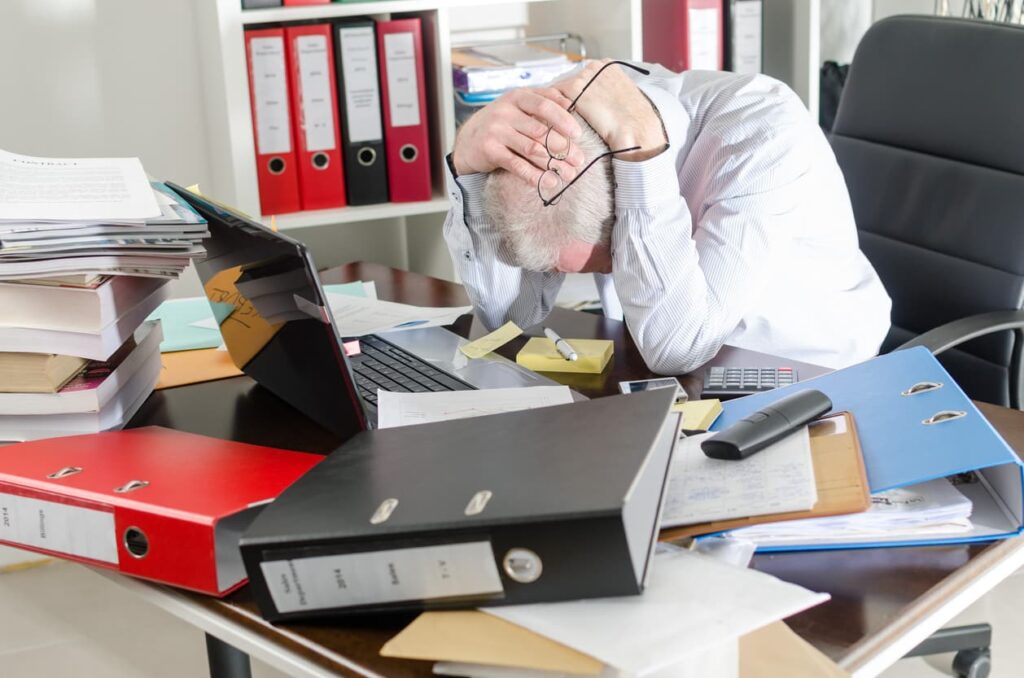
610 123 810 374
442 156 564 331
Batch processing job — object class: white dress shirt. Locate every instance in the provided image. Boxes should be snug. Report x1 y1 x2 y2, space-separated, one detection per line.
443 66 892 372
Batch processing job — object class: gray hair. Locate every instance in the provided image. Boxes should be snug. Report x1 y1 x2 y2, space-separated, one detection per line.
483 114 613 272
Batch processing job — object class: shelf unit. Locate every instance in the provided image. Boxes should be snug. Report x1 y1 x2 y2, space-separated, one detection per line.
193 0 818 272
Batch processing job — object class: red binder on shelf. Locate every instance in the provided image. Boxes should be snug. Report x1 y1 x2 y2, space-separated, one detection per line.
286 23 347 210
377 18 432 202
245 28 302 216
643 0 724 72
0 427 322 596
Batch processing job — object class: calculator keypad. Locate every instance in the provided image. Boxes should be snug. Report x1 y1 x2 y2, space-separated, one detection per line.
702 367 796 398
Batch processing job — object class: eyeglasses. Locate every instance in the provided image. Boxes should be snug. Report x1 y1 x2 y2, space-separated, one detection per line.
538 60 651 207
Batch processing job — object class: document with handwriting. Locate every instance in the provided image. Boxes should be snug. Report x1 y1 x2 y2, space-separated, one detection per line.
661 428 817 527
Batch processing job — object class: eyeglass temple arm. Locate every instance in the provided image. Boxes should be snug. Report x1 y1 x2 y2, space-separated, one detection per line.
540 145 641 207
567 61 651 113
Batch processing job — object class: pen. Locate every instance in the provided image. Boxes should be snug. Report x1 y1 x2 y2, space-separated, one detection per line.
543 327 578 361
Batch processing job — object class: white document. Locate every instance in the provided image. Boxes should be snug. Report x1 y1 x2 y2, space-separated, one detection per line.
0 149 160 222
249 36 292 156
729 478 974 547
688 7 721 70
485 549 828 677
377 386 574 429
326 294 471 336
383 32 422 128
296 34 337 153
731 0 763 75
661 428 817 528
339 25 384 144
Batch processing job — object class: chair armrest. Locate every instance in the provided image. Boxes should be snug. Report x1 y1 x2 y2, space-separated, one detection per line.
896 310 1024 355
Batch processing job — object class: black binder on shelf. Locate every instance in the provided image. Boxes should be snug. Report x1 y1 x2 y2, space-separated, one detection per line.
333 19 389 205
240 389 681 621
241 0 282 8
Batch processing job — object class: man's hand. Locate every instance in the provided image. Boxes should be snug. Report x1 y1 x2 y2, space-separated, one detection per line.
452 87 585 185
553 60 667 162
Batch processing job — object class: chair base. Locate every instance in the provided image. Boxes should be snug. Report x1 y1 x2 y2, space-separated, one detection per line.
905 624 992 678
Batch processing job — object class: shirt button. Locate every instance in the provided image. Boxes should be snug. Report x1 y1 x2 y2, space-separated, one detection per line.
463 251 472 261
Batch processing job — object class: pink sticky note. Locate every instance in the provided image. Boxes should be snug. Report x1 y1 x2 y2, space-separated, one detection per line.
343 340 361 357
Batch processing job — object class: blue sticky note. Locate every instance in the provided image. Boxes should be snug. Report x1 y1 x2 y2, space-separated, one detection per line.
146 297 224 353
323 282 368 298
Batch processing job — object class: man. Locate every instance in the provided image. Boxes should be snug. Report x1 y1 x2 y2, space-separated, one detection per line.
443 60 891 373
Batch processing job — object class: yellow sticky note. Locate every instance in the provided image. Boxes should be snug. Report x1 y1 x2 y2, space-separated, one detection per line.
673 399 722 431
270 215 278 232
460 321 523 359
185 184 202 195
516 337 613 374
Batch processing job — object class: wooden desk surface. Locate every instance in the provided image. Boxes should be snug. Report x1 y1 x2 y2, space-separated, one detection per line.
128 262 1024 676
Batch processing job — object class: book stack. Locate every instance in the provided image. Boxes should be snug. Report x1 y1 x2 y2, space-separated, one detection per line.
0 149 208 442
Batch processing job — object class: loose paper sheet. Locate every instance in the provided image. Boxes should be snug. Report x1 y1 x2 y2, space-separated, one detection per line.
326 294 471 336
377 386 573 429
460 321 523 359
0 149 160 222
661 428 817 527
485 549 828 677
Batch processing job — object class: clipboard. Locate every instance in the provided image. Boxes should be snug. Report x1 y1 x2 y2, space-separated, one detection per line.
659 412 870 542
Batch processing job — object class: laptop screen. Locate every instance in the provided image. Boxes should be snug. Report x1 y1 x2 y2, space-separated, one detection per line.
167 183 367 441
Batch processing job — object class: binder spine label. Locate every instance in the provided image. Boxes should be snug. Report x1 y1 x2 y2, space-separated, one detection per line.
0 490 117 564
688 7 720 70
339 26 384 144
295 35 337 152
383 32 422 128
261 541 503 613
250 37 293 155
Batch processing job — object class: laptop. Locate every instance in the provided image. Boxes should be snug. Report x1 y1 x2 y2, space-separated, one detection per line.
167 183 565 440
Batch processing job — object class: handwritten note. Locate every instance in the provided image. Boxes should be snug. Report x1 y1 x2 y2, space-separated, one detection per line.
459 321 523 359
661 428 817 528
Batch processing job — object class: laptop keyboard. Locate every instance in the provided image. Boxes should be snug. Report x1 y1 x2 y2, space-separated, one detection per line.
349 335 473 409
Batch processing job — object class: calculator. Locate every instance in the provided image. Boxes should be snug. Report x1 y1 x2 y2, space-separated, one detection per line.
701 366 797 399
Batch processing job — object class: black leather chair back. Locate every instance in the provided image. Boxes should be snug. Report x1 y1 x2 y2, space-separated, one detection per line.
831 16 1024 406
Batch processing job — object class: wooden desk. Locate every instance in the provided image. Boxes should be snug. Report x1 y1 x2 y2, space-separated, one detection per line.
114 262 1024 678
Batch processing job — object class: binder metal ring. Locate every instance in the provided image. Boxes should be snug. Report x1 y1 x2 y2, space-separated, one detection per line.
922 410 967 425
312 152 330 170
357 147 377 167
399 144 418 163
47 466 83 479
268 157 286 175
902 381 944 396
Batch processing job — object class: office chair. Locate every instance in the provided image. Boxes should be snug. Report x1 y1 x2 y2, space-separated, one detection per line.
832 15 1024 412
830 15 1024 678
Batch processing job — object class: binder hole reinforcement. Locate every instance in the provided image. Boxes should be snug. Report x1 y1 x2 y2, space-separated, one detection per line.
312 152 329 170
922 410 967 425
902 381 943 396
503 548 542 584
268 157 286 175
123 527 149 558
400 144 418 163
357 147 376 167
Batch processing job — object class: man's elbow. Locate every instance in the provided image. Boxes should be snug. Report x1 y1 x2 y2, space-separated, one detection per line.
638 335 723 376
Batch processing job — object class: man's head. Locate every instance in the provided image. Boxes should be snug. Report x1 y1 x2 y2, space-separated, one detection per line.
483 113 614 273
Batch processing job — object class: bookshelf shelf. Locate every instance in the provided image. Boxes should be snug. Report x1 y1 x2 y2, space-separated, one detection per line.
270 196 452 230
240 0 559 26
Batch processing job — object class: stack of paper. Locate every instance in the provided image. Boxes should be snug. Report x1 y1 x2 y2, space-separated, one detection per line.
0 151 208 280
382 548 831 677
727 477 973 548
452 44 578 95
0 149 207 441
